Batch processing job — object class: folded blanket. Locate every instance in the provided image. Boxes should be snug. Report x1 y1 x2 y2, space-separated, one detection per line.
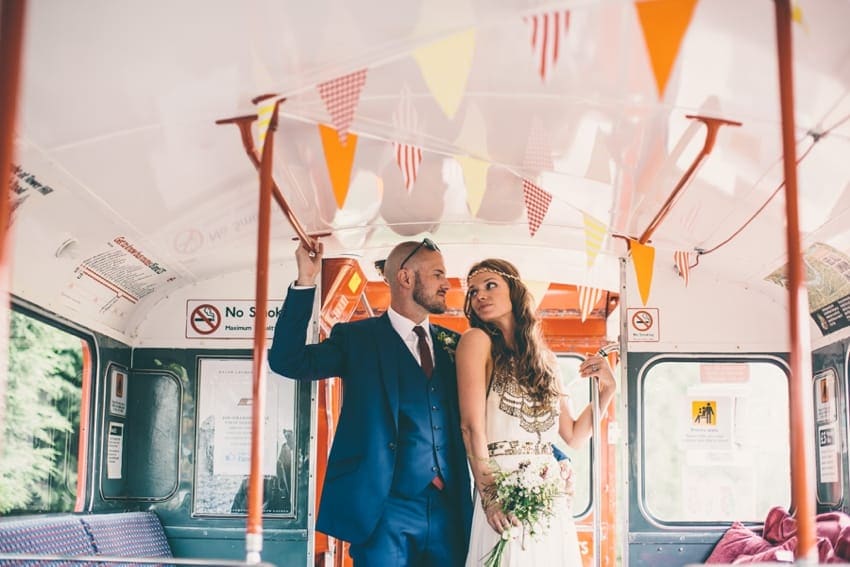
706 506 850 564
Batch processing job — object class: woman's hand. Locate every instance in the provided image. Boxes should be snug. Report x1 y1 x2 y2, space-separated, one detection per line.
579 355 616 394
483 497 520 536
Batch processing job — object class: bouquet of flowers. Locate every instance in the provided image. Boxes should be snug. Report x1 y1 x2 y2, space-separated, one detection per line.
482 460 561 567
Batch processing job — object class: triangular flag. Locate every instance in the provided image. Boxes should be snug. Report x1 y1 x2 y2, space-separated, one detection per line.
674 250 692 287
456 156 489 216
792 1 807 31
635 0 698 98
523 118 554 175
317 69 368 145
524 10 570 81
413 30 476 119
524 280 550 311
586 131 611 183
577 285 604 323
522 179 552 237
630 240 656 305
392 88 423 191
254 97 278 152
393 143 423 191
318 124 358 208
583 213 607 267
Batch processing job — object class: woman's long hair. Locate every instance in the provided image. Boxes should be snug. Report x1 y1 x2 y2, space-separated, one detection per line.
464 258 558 404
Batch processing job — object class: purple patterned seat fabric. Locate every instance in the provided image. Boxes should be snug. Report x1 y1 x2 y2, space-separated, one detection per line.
80 512 172 558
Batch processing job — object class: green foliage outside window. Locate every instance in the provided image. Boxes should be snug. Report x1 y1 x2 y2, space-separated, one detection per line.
1 311 83 514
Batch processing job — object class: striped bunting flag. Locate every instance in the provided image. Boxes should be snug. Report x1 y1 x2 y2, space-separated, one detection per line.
674 250 692 287
392 88 423 191
522 179 552 237
317 69 368 145
393 144 423 191
524 10 570 82
577 285 604 323
583 213 607 267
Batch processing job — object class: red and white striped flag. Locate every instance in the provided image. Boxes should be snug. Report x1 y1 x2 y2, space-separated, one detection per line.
674 250 692 286
392 88 423 191
522 179 552 237
317 69 368 145
577 285 604 323
525 11 570 82
393 144 423 191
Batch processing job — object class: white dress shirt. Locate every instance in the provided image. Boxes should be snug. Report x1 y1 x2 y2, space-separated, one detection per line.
386 306 434 365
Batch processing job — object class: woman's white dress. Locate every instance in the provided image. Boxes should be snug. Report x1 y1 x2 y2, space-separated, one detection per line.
465 361 583 566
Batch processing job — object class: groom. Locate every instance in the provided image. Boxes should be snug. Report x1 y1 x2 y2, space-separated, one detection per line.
269 238 473 566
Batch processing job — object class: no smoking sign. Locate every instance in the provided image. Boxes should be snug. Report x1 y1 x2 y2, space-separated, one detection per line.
627 307 659 342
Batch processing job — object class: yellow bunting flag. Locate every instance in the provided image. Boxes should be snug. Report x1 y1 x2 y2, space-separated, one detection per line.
583 213 607 267
524 280 550 311
630 240 656 305
413 29 476 119
456 156 489 216
318 124 358 209
635 0 699 98
792 1 807 31
254 97 278 152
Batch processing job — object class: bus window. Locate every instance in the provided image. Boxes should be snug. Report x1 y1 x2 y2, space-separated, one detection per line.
556 355 592 517
2 309 88 514
641 358 791 523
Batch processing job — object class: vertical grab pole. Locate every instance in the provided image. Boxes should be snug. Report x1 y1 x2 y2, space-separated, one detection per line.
245 99 282 564
591 343 618 567
591 374 602 567
773 1 817 563
0 0 27 458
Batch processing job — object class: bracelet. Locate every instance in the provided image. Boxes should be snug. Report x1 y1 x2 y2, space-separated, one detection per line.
467 453 491 463
479 483 499 511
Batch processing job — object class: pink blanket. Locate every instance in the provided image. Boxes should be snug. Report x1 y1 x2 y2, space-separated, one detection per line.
705 507 850 564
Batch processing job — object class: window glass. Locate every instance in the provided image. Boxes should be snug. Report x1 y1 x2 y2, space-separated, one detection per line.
555 356 591 517
642 359 790 522
2 310 86 513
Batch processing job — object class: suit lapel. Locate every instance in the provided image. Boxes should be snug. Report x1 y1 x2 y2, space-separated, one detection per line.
431 325 456 378
375 314 402 429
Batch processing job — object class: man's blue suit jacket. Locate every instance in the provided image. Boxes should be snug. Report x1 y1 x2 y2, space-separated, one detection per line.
268 287 473 545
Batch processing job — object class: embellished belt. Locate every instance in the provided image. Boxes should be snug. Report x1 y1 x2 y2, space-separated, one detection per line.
488 440 552 457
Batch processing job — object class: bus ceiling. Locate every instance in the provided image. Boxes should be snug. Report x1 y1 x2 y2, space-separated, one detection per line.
5 1 850 342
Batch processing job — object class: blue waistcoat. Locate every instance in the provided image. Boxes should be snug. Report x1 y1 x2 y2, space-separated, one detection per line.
391 351 457 496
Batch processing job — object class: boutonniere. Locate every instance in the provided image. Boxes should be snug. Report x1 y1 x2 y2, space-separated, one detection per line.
436 330 459 361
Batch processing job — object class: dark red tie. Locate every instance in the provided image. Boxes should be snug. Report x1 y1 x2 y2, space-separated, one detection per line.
413 326 433 378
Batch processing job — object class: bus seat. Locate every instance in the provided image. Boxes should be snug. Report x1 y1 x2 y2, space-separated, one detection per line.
80 512 172 558
0 514 94 560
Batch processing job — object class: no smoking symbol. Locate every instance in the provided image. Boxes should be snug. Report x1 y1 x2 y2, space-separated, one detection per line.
631 310 653 332
191 304 221 335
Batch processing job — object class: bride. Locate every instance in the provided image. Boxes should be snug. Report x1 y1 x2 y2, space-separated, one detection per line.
457 258 617 566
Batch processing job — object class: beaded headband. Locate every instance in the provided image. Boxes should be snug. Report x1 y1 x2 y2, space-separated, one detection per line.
466 267 520 286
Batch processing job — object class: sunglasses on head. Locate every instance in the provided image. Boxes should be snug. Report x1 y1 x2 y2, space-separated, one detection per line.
399 238 440 270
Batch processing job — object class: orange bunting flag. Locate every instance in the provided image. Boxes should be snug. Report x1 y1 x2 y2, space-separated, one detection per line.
635 0 698 98
317 69 368 145
630 239 656 305
674 250 692 287
583 213 607 267
522 179 552 237
524 10 570 82
319 124 358 209
577 285 604 323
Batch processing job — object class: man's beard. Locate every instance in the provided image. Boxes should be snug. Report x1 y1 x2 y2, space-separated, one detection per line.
413 272 446 314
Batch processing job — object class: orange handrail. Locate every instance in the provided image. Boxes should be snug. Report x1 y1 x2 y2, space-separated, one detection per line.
638 115 740 245
773 0 816 561
0 0 27 457
215 112 318 255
